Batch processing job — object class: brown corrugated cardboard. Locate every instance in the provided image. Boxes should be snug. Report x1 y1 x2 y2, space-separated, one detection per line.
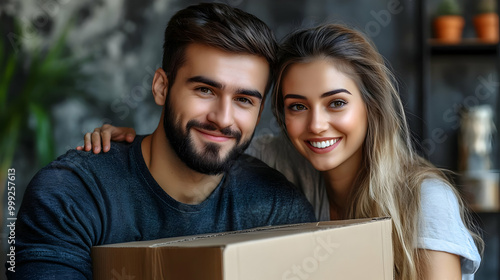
92 217 393 280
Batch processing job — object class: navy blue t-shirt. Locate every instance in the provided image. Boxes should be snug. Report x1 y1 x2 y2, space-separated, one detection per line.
7 136 315 279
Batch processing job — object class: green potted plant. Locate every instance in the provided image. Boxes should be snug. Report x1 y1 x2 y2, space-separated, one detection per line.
1 20 88 220
474 0 499 43
433 0 465 43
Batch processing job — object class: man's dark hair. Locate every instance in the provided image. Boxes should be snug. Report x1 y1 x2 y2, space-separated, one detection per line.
162 3 277 95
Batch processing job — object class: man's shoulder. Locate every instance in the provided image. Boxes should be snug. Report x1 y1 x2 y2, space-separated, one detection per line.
51 138 138 171
27 138 141 196
232 154 285 177
226 154 316 223
228 154 297 190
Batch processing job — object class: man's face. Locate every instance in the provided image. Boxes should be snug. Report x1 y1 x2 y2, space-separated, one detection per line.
163 43 269 175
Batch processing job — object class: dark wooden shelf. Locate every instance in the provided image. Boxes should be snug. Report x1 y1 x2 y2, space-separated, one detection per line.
428 39 498 55
473 210 500 215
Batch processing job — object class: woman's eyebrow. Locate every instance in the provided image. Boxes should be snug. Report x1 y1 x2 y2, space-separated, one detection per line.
321 89 351 98
283 94 306 100
284 89 351 100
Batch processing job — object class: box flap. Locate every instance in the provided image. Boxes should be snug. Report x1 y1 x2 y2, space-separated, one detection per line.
95 217 388 249
92 217 393 280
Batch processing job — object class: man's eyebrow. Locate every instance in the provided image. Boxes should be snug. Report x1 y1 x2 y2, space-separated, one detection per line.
236 89 263 100
187 76 223 89
284 89 352 100
187 75 263 100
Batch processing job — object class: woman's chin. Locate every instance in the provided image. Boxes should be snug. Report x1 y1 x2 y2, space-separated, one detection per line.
295 148 339 172
308 159 338 172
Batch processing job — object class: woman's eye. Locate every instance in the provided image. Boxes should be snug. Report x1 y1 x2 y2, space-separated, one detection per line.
288 104 307 111
330 100 346 108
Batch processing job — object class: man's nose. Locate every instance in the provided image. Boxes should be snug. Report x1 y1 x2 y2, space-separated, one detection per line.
207 96 235 129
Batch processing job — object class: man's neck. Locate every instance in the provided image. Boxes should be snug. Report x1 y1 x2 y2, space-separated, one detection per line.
141 128 224 205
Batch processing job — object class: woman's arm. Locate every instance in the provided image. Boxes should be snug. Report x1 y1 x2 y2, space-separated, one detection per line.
421 249 461 280
76 124 136 153
418 179 482 278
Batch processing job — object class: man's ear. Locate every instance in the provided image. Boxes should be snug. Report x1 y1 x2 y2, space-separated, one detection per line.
152 68 169 106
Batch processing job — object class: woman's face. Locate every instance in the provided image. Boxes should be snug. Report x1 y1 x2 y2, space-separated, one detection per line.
282 59 368 172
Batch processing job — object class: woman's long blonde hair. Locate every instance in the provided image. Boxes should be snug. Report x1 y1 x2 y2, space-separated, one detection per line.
272 23 483 279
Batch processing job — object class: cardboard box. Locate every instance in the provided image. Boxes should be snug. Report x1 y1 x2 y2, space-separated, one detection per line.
92 217 393 280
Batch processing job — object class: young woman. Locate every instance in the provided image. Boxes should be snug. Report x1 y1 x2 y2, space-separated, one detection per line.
79 24 482 279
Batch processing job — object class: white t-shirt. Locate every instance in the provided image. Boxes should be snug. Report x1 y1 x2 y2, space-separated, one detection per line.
246 133 481 278
419 178 481 279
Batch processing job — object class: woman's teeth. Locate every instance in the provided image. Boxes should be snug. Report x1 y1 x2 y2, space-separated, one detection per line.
309 139 339 149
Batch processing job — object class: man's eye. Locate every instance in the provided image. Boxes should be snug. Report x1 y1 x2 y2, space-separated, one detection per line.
288 104 307 111
330 100 346 108
197 87 213 95
235 97 252 105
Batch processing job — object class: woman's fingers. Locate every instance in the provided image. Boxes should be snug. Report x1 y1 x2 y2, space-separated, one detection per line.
84 132 93 152
91 128 102 154
120 128 136 143
80 125 137 154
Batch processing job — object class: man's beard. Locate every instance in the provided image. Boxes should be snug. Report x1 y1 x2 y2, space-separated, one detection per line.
163 95 254 175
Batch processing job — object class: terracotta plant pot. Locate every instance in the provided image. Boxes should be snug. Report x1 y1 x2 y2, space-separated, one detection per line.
433 15 465 43
474 13 499 43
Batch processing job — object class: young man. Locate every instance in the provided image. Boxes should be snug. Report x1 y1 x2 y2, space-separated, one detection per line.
7 3 315 279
